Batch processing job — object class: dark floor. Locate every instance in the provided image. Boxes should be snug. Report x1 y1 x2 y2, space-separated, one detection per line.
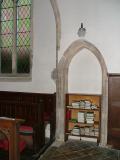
0 148 34 160
39 140 120 160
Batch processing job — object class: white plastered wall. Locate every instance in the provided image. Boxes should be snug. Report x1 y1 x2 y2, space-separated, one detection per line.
0 0 120 94
58 0 120 77
68 49 102 94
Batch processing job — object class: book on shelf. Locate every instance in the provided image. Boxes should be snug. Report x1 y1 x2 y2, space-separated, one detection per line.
86 112 94 124
86 120 94 124
78 112 85 123
72 102 79 108
94 128 99 136
80 127 85 135
84 100 91 109
71 100 92 109
66 110 71 120
91 104 98 109
71 125 80 135
79 100 85 109
84 127 90 135
67 101 98 110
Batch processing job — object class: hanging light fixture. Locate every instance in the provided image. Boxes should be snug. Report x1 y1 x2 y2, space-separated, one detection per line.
77 23 86 37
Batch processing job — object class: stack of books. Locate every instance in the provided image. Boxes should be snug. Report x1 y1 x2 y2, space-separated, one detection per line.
71 125 80 135
91 104 98 109
86 112 94 124
70 100 98 110
89 127 95 136
78 112 85 123
84 127 90 135
79 100 85 109
84 100 91 109
80 127 85 135
94 128 99 136
72 102 80 108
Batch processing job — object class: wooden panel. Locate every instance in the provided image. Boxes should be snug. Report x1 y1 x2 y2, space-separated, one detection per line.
108 74 120 149
71 110 78 119
0 91 56 153
94 111 99 122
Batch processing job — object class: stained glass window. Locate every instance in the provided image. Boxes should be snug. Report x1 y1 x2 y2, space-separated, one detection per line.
0 0 32 75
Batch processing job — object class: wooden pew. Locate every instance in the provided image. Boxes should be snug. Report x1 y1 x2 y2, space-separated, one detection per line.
0 91 56 153
0 117 25 160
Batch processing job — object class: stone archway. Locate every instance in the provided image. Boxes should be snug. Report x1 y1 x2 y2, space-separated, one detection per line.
50 0 61 50
55 39 108 147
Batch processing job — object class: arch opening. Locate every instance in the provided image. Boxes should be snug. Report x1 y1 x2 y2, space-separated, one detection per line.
56 40 108 147
68 48 102 94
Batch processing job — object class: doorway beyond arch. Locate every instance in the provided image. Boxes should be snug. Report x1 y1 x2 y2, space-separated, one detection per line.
55 39 108 147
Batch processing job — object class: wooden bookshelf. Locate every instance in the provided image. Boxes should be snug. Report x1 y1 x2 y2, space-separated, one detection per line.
65 93 101 142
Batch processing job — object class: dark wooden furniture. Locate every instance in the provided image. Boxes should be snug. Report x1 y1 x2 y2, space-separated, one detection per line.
108 74 120 149
0 117 24 160
0 91 56 153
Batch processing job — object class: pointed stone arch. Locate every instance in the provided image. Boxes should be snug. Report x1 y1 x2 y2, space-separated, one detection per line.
50 0 61 50
56 39 108 147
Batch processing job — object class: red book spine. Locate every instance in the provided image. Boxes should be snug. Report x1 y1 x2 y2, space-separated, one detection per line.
66 109 71 120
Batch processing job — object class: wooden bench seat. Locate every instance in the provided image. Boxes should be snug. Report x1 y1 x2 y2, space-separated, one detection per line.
0 117 26 160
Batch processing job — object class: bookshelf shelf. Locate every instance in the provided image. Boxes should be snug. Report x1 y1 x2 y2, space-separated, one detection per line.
66 131 98 138
68 120 99 126
65 93 101 142
67 106 99 111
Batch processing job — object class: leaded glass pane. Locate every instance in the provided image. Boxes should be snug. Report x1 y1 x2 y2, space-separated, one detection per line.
1 0 13 8
1 21 13 34
0 0 32 75
1 8 13 21
17 19 30 32
1 34 13 47
17 47 30 73
17 32 30 46
17 6 30 19
16 0 31 74
1 48 12 73
0 0 13 74
17 0 31 6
